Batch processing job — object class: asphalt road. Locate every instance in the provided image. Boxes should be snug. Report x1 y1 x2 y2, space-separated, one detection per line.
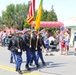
0 46 76 75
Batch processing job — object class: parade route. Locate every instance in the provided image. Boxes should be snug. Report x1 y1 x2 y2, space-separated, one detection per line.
0 46 41 75
0 64 41 75
0 64 15 72
0 46 76 75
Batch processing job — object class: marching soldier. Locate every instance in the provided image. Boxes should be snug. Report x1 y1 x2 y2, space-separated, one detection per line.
15 31 24 74
30 30 40 68
8 32 24 74
23 29 32 70
36 32 46 66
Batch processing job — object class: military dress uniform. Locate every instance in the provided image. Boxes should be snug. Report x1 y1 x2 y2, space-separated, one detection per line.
15 33 24 74
36 33 46 65
23 31 32 70
30 32 40 68
8 33 23 74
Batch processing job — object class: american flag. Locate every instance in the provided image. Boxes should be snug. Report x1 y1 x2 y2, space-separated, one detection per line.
26 0 35 24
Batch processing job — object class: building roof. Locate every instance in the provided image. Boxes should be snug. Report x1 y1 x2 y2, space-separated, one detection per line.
66 26 76 28
61 17 76 27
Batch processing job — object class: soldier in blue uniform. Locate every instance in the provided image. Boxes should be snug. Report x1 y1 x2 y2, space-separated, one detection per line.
36 32 46 66
23 29 32 70
15 31 24 74
8 32 24 74
30 30 40 68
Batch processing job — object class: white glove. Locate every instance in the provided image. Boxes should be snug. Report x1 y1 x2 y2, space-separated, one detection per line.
31 34 33 38
37 36 39 39
30 45 31 48
36 48 37 50
40 46 42 49
18 49 21 52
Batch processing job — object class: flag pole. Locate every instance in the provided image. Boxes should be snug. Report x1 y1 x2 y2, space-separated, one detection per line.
35 0 43 50
26 0 35 48
35 29 40 50
30 24 33 48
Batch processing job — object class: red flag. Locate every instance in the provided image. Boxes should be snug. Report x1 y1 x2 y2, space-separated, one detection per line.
26 0 35 24
32 0 35 13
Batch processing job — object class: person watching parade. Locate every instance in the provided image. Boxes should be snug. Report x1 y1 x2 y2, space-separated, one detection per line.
8 34 17 64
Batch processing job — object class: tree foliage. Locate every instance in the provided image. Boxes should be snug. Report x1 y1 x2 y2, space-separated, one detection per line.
41 5 58 21
0 17 2 24
0 3 58 30
1 3 28 30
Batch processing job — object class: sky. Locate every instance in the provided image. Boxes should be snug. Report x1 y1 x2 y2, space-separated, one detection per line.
0 0 76 21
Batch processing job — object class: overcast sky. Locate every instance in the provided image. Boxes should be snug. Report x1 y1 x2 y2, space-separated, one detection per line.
0 0 76 21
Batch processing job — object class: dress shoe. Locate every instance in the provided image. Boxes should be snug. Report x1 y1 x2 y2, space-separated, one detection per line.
18 70 23 74
25 65 31 70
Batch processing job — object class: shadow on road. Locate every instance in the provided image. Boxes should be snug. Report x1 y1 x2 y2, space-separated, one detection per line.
38 61 67 75
22 61 67 74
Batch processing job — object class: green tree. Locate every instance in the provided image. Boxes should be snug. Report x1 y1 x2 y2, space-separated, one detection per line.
0 17 3 24
2 4 15 27
1 3 58 30
42 5 58 21
15 3 28 30
41 10 48 21
48 5 58 21
1 3 29 30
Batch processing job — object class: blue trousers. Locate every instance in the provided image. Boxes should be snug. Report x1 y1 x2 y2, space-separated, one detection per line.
26 50 31 66
30 51 38 65
2 38 6 46
46 44 50 50
16 54 22 70
37 50 45 64
10 51 16 63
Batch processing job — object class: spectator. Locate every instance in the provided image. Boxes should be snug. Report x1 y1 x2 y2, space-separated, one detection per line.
60 35 65 55
45 35 50 56
1 30 7 46
74 32 76 56
64 31 70 55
